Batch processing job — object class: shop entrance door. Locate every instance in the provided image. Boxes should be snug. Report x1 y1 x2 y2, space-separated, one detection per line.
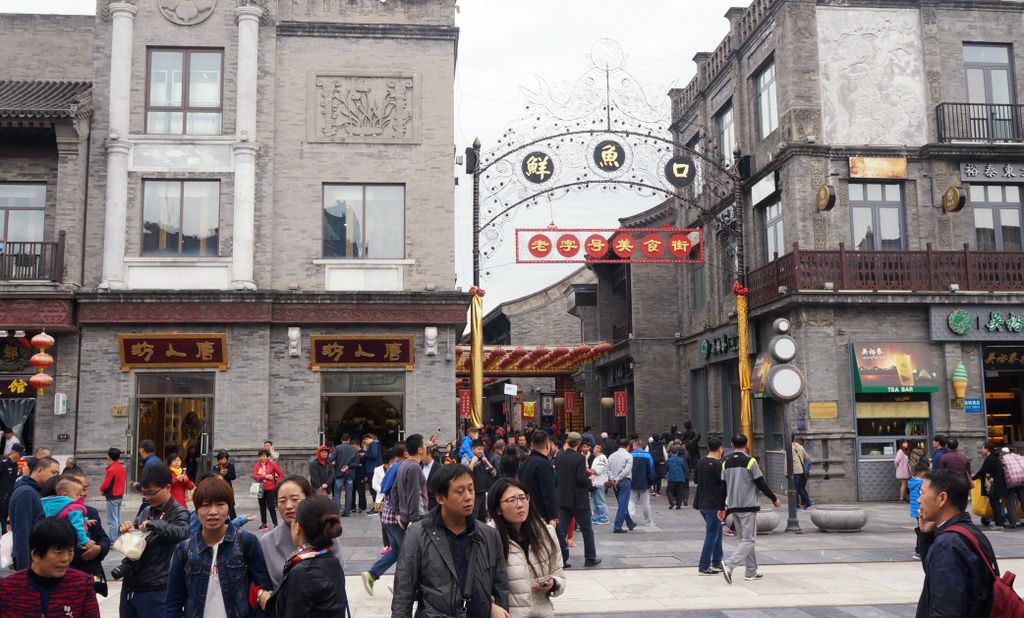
321 372 404 448
133 373 214 482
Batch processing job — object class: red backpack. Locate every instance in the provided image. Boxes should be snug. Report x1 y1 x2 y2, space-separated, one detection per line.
947 525 1024 618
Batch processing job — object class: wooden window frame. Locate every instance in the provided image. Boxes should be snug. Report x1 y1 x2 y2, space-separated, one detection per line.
145 47 225 135
0 183 46 243
321 183 407 259
140 179 221 256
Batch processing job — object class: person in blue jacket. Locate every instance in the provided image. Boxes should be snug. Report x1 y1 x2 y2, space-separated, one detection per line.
666 448 689 509
629 441 655 526
458 427 479 463
909 460 928 558
362 434 383 505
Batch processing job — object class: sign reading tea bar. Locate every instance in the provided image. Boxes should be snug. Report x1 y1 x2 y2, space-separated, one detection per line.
311 335 414 370
852 342 939 394
119 334 229 371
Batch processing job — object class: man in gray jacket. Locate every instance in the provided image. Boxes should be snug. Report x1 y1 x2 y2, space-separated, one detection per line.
721 434 780 584
393 463 511 618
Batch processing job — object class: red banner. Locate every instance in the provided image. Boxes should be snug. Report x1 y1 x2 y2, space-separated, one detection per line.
614 390 628 417
565 390 576 413
458 389 471 419
516 227 703 264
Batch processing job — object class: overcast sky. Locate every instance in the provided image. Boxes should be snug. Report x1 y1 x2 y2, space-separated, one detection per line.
2 0 744 309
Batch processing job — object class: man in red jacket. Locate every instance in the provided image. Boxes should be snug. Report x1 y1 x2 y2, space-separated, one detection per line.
0 517 99 617
98 447 126 541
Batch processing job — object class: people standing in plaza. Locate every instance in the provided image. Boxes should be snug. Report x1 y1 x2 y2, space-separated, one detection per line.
139 439 162 469
392 463 511 618
116 464 190 618
63 456 83 476
939 438 972 487
0 442 24 532
930 435 948 471
260 495 348 617
164 476 272 618
9 455 59 569
64 470 111 597
1000 446 1024 516
581 426 596 449
607 439 636 533
555 432 600 567
589 443 609 524
682 421 701 471
260 475 346 587
488 477 565 618
720 434 781 584
909 461 928 559
328 434 358 517
99 447 126 541
629 439 655 526
460 426 480 462
895 440 911 503
0 518 100 617
263 440 279 461
168 454 195 509
214 451 238 520
974 442 1014 528
422 445 442 511
666 447 688 509
694 437 726 575
464 438 497 522
363 433 383 505
352 438 368 514
647 434 667 497
917 468 998 616
792 435 813 509
0 427 21 457
308 444 334 497
518 431 560 528
253 449 284 530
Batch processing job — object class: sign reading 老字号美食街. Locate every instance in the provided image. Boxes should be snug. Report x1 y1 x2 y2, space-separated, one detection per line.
930 306 1024 342
960 162 1024 184
852 342 940 394
310 335 414 371
118 334 228 371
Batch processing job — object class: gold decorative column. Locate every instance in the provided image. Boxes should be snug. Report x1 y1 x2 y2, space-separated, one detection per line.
469 287 486 429
734 282 753 447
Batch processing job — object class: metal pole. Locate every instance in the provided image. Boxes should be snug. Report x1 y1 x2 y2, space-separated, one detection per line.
782 402 802 533
734 166 754 449
471 137 482 288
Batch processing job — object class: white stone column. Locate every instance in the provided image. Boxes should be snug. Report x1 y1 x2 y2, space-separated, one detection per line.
230 5 263 290
99 2 137 290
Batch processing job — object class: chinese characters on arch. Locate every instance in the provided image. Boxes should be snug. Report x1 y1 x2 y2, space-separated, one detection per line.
119 334 228 371
516 227 704 265
310 335 415 371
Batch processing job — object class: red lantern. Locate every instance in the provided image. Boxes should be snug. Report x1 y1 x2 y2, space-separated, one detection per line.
28 330 55 395
29 372 53 392
30 332 54 351
30 352 53 371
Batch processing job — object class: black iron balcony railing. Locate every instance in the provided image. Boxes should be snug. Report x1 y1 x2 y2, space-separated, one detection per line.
749 243 1024 308
0 231 65 282
937 102 1024 142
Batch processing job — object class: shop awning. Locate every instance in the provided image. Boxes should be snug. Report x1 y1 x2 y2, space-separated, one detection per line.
852 342 940 394
454 343 612 378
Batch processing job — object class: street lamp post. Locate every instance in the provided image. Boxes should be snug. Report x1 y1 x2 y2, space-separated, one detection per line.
765 317 805 534
467 137 482 287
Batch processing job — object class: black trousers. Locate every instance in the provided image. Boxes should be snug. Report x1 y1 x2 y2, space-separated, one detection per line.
475 492 488 522
257 488 278 526
557 505 596 562
667 481 689 506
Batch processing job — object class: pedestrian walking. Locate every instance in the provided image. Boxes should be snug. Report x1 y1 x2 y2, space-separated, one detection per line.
554 432 600 568
682 421 701 471
589 443 610 524
939 438 972 487
607 439 636 533
259 495 348 617
629 440 655 526
792 435 813 509
647 435 667 496
488 477 565 618
909 461 928 559
328 435 358 517
308 444 334 497
164 476 272 618
9 455 59 569
363 433 383 505
392 463 511 618
1000 446 1024 518
694 437 726 575
263 440 279 462
518 431 560 527
917 468 999 616
168 454 195 509
253 449 284 530
422 446 442 511
666 447 688 508
720 434 781 584
930 435 948 471
974 442 1015 528
99 447 126 541
895 440 911 503
0 442 24 533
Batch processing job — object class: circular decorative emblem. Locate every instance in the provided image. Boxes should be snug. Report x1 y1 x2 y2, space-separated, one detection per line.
556 234 581 258
611 233 636 259
593 140 626 172
526 234 552 258
640 233 665 258
948 308 973 335
816 185 836 212
668 233 693 258
942 186 967 213
664 156 696 188
158 0 218 26
700 339 710 359
522 151 554 184
584 234 608 258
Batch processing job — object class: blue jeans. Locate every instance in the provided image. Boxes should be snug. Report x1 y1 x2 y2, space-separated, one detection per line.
106 498 122 542
795 473 812 507
591 487 609 523
120 589 165 618
699 508 724 570
369 523 406 579
333 476 354 515
613 479 636 531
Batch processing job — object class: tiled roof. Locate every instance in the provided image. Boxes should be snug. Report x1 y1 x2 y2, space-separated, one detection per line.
0 80 92 119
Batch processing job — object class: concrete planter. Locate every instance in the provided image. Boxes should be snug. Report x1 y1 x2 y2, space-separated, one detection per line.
810 505 869 532
725 509 781 534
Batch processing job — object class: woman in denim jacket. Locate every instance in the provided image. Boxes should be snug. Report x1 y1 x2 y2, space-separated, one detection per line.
164 476 273 618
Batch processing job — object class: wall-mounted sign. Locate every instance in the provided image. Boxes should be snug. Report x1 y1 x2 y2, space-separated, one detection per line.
118 334 229 372
522 401 535 419
849 156 907 179
111 405 128 417
750 352 773 399
503 383 518 396
310 335 414 370
815 185 837 212
931 307 1024 342
852 343 940 394
614 390 628 417
0 376 36 398
664 155 696 188
564 390 576 413
458 389 471 419
522 151 554 184
809 401 838 420
964 398 983 413
696 323 757 366
516 228 703 264
982 346 1024 371
960 162 1024 184
750 172 778 207
942 186 967 213
541 394 554 417
594 141 625 171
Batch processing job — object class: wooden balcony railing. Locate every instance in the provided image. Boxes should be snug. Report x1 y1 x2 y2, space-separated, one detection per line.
749 243 1024 308
0 231 65 282
937 102 1024 142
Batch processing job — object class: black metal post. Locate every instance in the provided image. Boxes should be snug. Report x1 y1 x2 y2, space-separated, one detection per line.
470 137 482 288
782 402 802 533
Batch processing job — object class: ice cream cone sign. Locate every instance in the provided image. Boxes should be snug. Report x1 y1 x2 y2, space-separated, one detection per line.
951 361 969 400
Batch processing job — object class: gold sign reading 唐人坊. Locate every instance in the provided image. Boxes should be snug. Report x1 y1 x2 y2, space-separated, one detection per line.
118 334 229 372
310 335 415 371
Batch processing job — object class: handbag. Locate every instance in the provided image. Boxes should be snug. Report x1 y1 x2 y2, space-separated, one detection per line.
112 530 147 560
249 481 264 499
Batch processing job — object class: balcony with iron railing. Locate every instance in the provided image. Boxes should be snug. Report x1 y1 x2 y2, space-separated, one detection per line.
0 231 65 283
937 102 1024 142
748 242 1024 308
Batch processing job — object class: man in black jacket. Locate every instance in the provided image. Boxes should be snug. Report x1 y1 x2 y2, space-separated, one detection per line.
393 463 510 618
116 463 189 618
0 443 24 533
693 436 726 575
917 468 997 617
329 434 359 516
9 455 58 569
517 431 559 527
555 432 600 568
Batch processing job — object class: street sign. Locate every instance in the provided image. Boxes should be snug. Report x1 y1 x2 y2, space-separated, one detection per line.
504 383 518 396
964 397 983 413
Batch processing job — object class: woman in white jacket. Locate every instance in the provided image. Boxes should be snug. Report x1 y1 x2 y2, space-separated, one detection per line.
488 478 565 618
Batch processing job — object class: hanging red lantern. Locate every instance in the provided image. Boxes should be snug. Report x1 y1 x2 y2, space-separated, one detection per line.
28 330 55 395
29 372 54 392
30 332 54 351
30 352 53 371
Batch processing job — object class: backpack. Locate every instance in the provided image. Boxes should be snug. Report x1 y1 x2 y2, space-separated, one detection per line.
947 525 1024 618
1003 454 1024 489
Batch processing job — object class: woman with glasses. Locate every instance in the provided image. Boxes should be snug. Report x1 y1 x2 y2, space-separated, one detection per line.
487 478 565 618
258 475 346 587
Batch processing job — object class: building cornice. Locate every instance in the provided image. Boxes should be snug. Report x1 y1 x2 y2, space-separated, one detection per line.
276 21 458 42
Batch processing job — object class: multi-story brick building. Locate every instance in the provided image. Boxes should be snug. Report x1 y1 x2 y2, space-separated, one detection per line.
0 0 465 479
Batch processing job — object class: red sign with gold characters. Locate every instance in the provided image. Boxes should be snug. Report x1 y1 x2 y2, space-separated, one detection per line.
564 390 576 412
614 390 628 417
0 376 37 398
458 389 471 419
517 228 703 264
119 334 229 372
310 335 415 371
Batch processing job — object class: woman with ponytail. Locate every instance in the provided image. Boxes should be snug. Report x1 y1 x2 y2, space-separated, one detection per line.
260 495 347 617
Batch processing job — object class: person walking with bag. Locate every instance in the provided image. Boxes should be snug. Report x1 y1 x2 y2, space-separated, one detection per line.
253 449 284 530
792 436 813 510
973 443 1015 529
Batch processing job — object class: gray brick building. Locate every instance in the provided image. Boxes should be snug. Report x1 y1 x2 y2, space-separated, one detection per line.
0 0 465 480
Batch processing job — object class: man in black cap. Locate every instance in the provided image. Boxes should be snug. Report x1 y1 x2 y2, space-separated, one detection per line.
0 443 24 532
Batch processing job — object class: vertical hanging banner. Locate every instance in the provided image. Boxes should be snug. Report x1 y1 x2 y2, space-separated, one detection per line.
565 390 576 413
458 389 471 419
522 401 536 419
516 228 704 264
614 390 628 417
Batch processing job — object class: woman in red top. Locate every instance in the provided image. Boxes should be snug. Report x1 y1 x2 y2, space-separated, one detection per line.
253 448 284 529
168 453 195 508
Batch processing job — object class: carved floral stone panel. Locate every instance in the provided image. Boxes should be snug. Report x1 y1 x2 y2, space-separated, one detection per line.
157 0 217 26
310 73 420 144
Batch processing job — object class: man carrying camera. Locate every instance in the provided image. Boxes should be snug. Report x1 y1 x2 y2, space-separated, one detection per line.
115 463 189 618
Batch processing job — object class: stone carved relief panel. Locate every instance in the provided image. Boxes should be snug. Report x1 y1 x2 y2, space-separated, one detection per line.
157 0 217 25
309 74 420 144
816 7 928 147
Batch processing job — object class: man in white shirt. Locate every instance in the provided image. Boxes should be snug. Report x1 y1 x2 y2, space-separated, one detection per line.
1 429 20 457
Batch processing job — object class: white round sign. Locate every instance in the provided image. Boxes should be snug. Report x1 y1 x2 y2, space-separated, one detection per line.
769 335 797 363
767 365 805 402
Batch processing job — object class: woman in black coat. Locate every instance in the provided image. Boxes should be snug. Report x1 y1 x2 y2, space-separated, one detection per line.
973 442 1015 528
262 495 347 617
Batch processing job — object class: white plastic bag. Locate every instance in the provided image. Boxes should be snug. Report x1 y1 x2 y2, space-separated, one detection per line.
0 531 12 569
112 529 147 560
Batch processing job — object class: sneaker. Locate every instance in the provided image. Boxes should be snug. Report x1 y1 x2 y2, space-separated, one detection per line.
612 529 628 534
584 558 602 567
366 510 378 517
362 572 375 596
594 519 610 525
258 524 268 530
698 568 718 576
744 573 764 581
913 552 921 560
722 565 734 585
380 546 390 555
711 563 724 573
627 524 636 531
723 528 735 536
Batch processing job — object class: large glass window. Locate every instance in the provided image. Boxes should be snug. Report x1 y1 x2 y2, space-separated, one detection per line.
0 184 45 243
142 180 220 256
690 263 705 308
716 103 735 167
972 185 1023 251
963 44 1016 140
687 136 703 198
323 184 405 259
764 199 784 261
147 49 223 135
754 60 778 139
850 182 904 250
689 368 708 440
